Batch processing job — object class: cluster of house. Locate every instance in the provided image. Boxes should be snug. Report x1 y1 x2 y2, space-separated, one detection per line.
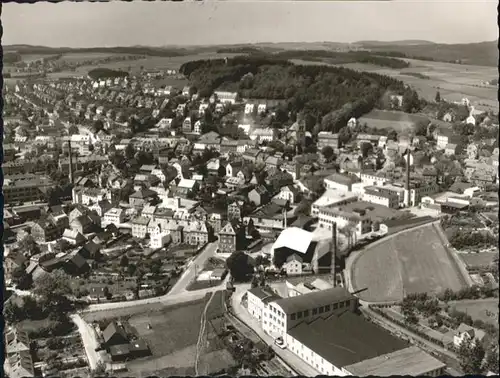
97 321 151 363
4 327 36 378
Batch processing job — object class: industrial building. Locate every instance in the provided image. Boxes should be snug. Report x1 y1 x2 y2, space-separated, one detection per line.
248 285 447 376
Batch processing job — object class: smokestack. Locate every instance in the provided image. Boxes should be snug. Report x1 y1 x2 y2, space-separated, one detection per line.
283 207 287 229
331 222 337 287
405 149 411 207
68 138 74 185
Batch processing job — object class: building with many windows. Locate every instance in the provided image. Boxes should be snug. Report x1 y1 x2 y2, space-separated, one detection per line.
253 286 446 377
362 186 400 208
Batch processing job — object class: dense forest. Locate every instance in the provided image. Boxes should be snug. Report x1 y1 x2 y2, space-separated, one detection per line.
87 68 129 80
180 56 411 134
271 50 410 69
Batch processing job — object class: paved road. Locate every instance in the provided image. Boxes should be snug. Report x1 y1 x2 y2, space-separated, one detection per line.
70 314 100 370
169 242 219 296
230 285 319 377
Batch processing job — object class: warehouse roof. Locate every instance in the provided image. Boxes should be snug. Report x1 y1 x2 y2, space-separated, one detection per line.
344 346 446 376
288 311 408 369
273 227 313 254
272 287 354 315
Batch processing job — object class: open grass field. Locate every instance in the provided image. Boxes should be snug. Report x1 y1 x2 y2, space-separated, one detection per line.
336 59 498 112
126 299 206 356
458 252 497 269
448 299 499 327
122 292 230 375
358 109 429 133
351 223 468 303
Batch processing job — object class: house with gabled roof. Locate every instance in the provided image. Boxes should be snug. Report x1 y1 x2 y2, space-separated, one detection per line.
249 185 270 206
129 188 157 208
62 229 86 245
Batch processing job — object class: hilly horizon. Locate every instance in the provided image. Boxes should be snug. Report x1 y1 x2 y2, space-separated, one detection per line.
4 39 498 67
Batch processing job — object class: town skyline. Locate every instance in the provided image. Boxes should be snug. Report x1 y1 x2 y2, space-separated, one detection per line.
3 1 498 47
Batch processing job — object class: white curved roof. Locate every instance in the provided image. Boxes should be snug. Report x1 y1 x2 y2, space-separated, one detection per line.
273 227 313 254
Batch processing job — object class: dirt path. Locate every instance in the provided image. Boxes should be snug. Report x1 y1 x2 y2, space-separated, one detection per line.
70 314 100 370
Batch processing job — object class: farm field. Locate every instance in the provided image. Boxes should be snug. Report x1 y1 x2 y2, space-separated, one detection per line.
45 52 239 80
351 223 468 303
58 52 125 62
336 59 498 112
447 298 499 327
458 252 497 269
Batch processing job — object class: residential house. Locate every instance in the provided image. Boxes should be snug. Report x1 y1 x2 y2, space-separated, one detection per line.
454 323 486 348
467 143 479 160
62 229 86 245
214 91 238 104
70 215 95 234
445 143 459 156
182 117 193 133
184 220 209 245
102 208 125 227
436 129 460 150
250 127 276 142
226 160 244 178
283 254 303 276
245 103 256 115
228 201 242 221
131 216 150 239
218 222 238 254
276 185 300 205
129 188 157 208
249 186 270 206
265 155 282 169
31 219 61 243
243 148 263 163
317 132 340 151
220 139 239 155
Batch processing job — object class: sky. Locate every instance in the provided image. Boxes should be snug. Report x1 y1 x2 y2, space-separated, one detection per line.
2 0 498 47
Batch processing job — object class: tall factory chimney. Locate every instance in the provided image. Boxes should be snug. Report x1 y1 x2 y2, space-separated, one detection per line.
405 148 411 207
68 139 74 185
331 222 337 287
283 207 287 229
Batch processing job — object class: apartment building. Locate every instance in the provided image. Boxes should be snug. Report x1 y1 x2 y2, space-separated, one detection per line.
102 208 125 227
317 132 340 151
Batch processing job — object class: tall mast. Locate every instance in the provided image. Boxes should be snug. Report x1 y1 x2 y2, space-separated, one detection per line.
68 138 74 184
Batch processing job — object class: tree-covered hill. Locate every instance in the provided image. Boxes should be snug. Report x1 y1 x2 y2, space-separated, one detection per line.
180 56 411 133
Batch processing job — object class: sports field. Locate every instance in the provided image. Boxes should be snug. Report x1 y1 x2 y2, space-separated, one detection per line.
351 223 468 303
